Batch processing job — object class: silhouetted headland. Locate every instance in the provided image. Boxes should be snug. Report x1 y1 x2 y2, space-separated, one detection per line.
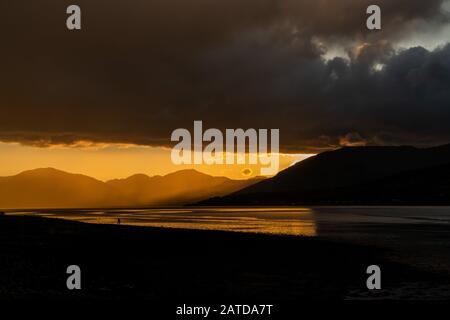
198 144 450 206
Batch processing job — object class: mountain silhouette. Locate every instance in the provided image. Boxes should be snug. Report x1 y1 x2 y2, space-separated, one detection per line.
106 169 262 205
199 144 450 205
0 168 261 209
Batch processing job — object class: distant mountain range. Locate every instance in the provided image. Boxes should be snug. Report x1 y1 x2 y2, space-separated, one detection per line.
0 168 262 209
4 144 450 209
199 144 450 205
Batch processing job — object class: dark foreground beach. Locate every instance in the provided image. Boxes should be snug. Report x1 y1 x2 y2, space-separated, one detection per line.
0 215 449 300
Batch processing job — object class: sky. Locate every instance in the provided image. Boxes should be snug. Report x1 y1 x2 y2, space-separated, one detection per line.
1 0 450 179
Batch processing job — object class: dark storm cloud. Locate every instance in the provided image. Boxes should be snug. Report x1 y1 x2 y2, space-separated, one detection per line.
0 0 449 152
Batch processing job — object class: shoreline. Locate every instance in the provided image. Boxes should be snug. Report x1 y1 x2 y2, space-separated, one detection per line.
4 204 450 212
1 215 449 300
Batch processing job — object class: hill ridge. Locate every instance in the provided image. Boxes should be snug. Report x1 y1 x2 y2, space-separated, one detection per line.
0 168 261 209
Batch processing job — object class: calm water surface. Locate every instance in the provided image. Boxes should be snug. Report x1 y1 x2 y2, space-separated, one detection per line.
7 206 450 237
7 207 450 275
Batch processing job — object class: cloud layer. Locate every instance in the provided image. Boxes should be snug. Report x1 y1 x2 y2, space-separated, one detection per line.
1 0 450 152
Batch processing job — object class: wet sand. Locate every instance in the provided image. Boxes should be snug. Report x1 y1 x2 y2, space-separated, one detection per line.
0 215 449 300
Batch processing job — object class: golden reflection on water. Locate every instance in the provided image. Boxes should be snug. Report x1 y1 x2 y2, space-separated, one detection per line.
10 208 318 237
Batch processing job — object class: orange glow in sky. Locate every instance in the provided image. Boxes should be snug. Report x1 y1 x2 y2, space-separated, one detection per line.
0 142 313 180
